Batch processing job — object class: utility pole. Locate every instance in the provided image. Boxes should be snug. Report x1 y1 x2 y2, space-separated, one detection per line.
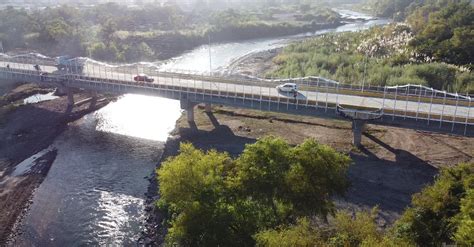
208 34 212 76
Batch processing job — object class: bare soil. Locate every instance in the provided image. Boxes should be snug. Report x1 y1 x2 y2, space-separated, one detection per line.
0 83 113 244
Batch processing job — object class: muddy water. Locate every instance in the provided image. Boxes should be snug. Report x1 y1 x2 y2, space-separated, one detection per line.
14 11 387 245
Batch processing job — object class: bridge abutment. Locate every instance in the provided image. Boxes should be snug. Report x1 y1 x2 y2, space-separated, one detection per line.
352 120 366 147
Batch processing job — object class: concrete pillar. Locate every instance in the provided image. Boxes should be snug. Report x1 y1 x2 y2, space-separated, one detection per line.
66 87 74 106
187 105 195 123
352 120 366 147
90 90 98 99
205 103 212 113
180 98 197 123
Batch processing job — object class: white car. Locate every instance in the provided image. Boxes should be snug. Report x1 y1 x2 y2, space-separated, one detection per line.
276 83 298 92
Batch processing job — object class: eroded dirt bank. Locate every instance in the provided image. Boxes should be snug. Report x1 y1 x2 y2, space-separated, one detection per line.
143 104 473 245
0 83 114 244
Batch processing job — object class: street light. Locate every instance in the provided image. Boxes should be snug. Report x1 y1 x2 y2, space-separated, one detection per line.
208 34 212 76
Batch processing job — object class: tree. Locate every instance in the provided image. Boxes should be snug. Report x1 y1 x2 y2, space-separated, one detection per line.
88 41 122 61
454 188 474 245
232 137 351 223
100 18 117 45
157 137 352 246
124 42 155 61
254 218 324 247
392 163 474 246
157 143 257 247
255 209 412 247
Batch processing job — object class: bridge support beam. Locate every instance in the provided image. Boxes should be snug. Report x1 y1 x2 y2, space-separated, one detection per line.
352 120 366 147
180 99 197 123
205 103 212 113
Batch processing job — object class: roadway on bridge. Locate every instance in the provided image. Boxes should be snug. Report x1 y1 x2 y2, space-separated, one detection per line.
1 61 472 122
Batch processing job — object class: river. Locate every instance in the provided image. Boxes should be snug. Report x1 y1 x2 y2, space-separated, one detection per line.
13 11 388 246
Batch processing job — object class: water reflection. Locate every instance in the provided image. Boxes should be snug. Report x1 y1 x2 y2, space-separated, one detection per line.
23 92 58 105
95 94 182 141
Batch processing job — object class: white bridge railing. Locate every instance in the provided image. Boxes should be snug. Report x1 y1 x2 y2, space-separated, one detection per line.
0 56 472 135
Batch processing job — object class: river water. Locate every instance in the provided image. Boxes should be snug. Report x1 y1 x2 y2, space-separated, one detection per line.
13 11 388 246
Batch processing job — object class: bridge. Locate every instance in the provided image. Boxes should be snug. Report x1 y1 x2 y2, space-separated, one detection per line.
0 56 472 146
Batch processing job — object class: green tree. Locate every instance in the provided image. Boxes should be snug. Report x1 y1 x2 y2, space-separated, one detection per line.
454 188 474 245
233 137 351 223
157 137 352 246
100 18 117 45
255 209 413 247
88 41 122 61
254 218 324 247
124 42 155 61
393 163 474 246
157 143 257 246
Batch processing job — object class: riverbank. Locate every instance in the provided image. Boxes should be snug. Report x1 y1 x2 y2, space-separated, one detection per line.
0 83 114 244
227 48 280 77
144 104 474 245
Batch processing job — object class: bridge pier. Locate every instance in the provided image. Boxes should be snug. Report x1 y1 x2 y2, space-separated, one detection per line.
180 99 197 123
352 120 366 147
205 103 212 113
66 87 74 106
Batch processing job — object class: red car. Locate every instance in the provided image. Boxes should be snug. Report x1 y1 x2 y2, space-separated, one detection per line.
134 74 154 83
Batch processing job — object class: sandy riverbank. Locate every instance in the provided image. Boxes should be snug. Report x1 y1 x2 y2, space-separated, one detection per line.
143 104 474 245
227 48 281 78
0 83 114 244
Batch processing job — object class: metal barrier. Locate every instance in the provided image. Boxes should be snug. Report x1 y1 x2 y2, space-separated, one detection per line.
0 57 472 136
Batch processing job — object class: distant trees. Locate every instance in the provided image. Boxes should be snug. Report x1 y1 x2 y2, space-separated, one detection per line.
157 137 351 246
408 1 473 66
0 3 342 62
270 0 473 93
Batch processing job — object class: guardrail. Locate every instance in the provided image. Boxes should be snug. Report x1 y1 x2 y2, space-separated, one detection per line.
0 61 472 136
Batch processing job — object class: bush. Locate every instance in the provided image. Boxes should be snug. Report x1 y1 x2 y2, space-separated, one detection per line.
157 137 351 246
392 163 474 246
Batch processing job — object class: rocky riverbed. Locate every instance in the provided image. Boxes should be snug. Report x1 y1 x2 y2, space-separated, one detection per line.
0 83 114 244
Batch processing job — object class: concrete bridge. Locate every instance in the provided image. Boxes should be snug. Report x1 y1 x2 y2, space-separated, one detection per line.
0 58 472 146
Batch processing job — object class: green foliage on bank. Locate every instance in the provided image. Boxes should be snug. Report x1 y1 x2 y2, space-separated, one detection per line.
255 163 474 247
156 136 473 246
157 137 351 246
393 163 474 246
269 25 473 92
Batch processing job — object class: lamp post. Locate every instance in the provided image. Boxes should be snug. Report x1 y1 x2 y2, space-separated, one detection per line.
208 34 212 76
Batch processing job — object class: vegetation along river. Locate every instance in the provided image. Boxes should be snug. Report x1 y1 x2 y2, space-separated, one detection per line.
12 10 388 245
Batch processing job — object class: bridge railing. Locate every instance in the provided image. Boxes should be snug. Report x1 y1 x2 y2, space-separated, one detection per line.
1 55 471 103
0 58 473 135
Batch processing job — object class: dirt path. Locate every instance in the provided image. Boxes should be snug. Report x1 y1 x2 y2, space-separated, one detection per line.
0 84 113 244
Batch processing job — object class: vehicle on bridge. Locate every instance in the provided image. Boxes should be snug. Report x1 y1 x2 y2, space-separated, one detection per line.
56 56 85 74
276 82 298 92
134 74 154 83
